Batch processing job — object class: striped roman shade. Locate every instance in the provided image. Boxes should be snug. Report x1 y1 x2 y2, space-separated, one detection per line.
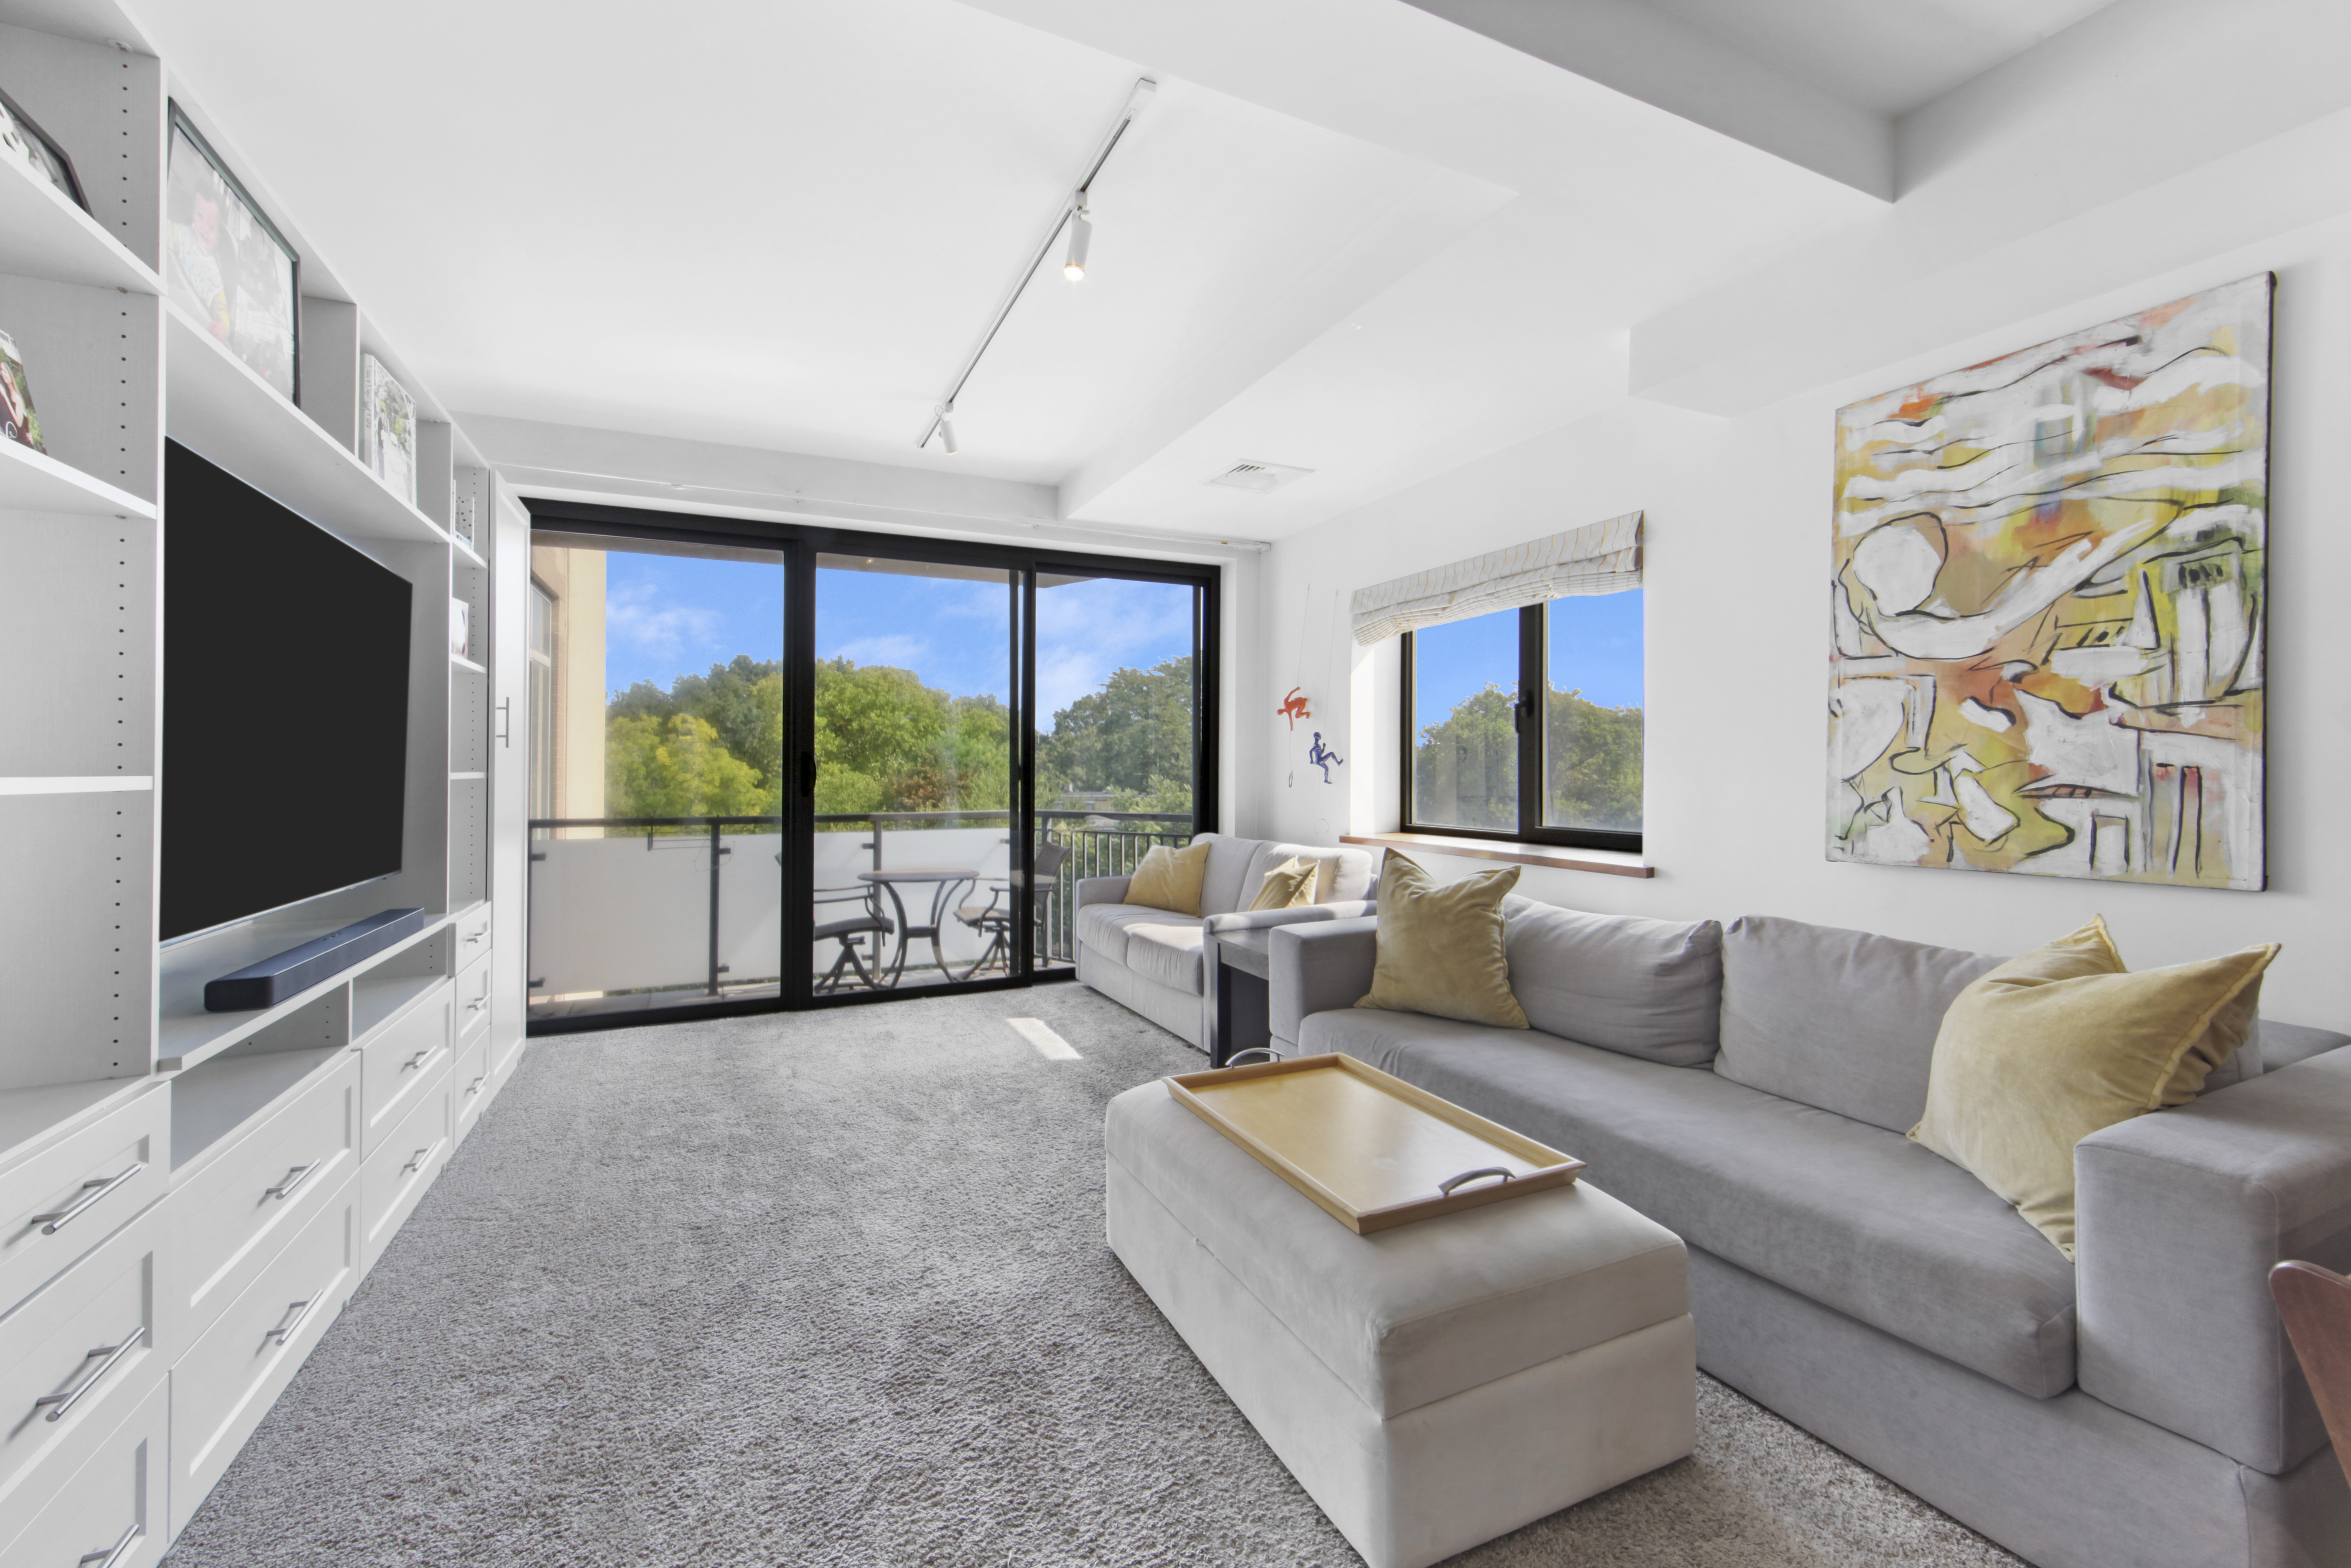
1349 512 1643 646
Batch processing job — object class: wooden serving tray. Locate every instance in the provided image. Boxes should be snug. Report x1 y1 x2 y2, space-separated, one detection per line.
1165 1054 1584 1234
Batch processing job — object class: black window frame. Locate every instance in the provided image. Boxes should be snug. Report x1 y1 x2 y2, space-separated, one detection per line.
517 495 1221 1036
1399 601 1641 854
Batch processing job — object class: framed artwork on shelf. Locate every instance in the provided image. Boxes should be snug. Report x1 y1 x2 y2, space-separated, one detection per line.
0 85 87 213
0 328 43 451
166 102 299 402
1827 273 2271 891
360 354 418 505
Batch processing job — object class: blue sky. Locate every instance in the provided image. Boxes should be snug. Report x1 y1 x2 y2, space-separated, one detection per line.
1412 591 1644 723
601 550 1195 723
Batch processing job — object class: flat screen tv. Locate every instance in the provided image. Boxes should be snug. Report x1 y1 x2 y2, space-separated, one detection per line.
162 439 413 941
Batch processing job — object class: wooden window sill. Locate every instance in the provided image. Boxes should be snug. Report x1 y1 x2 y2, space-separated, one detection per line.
1342 832 1655 879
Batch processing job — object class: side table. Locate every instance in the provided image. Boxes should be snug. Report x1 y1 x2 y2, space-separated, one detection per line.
1211 928 1275 1068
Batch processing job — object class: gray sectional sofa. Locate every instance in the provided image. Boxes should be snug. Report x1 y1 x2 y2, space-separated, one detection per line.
1268 901 2351 1568
1073 832 1374 1051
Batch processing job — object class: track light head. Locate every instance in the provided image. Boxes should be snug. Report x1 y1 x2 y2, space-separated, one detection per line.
937 412 958 455
1063 205 1092 282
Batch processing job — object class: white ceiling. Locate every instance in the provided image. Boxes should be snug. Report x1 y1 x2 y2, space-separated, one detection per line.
1630 0 2119 119
126 0 2115 541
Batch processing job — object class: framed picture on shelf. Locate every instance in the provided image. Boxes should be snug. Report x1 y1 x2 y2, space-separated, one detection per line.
165 102 298 402
360 354 418 504
0 328 44 452
0 85 88 213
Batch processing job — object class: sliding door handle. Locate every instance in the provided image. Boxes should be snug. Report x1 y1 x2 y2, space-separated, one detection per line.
800 751 818 796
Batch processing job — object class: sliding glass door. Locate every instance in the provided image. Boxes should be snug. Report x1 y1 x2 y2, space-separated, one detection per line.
524 531 787 1023
809 555 1020 992
522 503 1215 1031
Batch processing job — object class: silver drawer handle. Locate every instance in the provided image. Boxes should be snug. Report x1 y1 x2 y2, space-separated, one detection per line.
462 929 487 944
465 1076 485 1097
401 1146 431 1176
30 1162 143 1235
264 1162 319 1201
78 1522 141 1568
264 1298 316 1345
402 1049 434 1072
465 996 489 1013
1438 1167 1513 1197
33 1324 145 1422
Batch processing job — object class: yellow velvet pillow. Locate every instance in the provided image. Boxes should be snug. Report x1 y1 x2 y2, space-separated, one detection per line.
1910 916 2278 1259
1353 851 1528 1029
1247 856 1318 912
1125 840 1212 916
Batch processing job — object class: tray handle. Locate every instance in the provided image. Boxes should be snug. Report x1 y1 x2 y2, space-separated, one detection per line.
1438 1166 1514 1197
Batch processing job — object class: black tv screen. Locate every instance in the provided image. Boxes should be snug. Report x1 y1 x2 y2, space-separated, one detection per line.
162 440 413 941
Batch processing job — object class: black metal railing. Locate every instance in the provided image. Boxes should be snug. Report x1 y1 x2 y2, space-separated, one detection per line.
527 809 1194 997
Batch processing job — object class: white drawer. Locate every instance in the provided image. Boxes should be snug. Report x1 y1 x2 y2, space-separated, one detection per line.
0 1086 167 1319
358 1074 448 1278
168 1051 358 1345
171 1174 354 1537
453 902 494 961
0 1376 166 1568
359 987 451 1155
452 1028 492 1148
454 945 493 1028
0 1204 162 1520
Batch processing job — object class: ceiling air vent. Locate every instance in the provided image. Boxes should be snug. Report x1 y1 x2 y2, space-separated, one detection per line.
1206 459 1314 494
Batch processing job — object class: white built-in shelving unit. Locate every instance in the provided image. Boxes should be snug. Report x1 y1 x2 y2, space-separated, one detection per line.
0 4 527 1559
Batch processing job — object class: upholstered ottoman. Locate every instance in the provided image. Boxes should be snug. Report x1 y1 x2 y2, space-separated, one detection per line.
1105 1080 1695 1568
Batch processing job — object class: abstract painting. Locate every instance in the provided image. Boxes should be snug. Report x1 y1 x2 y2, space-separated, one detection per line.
1828 274 2270 889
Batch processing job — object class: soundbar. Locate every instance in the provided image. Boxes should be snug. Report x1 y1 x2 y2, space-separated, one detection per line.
203 909 429 1012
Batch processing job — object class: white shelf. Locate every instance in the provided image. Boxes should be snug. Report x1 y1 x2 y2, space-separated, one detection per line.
0 775 151 795
170 1045 341 1171
0 439 158 518
351 967 448 1043
155 911 449 1073
0 150 159 295
163 302 453 550
449 771 484 781
453 535 487 570
450 653 486 674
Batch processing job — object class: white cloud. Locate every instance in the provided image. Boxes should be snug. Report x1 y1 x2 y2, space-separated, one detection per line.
606 581 721 660
1035 578 1195 720
828 633 930 669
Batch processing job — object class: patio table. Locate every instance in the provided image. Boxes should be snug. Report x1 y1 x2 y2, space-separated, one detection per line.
857 867 980 985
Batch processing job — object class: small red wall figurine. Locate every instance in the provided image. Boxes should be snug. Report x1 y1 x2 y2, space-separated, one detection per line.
1279 687 1312 730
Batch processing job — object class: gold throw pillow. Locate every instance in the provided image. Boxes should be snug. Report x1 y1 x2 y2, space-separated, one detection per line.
1125 840 1211 916
1354 852 1528 1029
1910 916 2277 1259
1247 856 1318 912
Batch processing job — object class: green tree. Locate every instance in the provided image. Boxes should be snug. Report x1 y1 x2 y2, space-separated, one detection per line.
609 655 785 797
1037 655 1194 803
605 713 771 822
1409 683 1643 832
812 660 1010 825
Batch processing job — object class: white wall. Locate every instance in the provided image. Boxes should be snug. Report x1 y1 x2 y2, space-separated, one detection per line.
1251 208 2351 1026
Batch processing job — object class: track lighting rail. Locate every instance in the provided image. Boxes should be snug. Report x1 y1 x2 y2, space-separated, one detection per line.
917 76 1156 453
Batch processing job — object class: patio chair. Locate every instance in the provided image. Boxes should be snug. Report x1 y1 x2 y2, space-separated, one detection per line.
813 880 894 993
954 840 1072 981
2271 1259 2351 1485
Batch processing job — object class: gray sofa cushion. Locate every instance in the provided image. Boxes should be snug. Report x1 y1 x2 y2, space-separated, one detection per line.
1714 915 2002 1134
2258 1020 2350 1072
1502 897 1723 1066
1192 833 1266 917
1077 902 1183 964
1298 1007 2078 1399
1124 921 1207 994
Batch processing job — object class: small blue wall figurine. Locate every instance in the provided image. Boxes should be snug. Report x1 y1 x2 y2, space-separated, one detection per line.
1307 731 1342 784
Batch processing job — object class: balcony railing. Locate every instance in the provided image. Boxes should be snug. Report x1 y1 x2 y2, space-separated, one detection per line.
527 808 1192 1008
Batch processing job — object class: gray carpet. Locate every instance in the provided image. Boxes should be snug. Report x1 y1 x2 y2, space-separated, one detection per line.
163 986 2026 1568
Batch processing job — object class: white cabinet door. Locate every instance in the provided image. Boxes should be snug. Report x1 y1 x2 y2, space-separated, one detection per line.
489 476 530 1064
